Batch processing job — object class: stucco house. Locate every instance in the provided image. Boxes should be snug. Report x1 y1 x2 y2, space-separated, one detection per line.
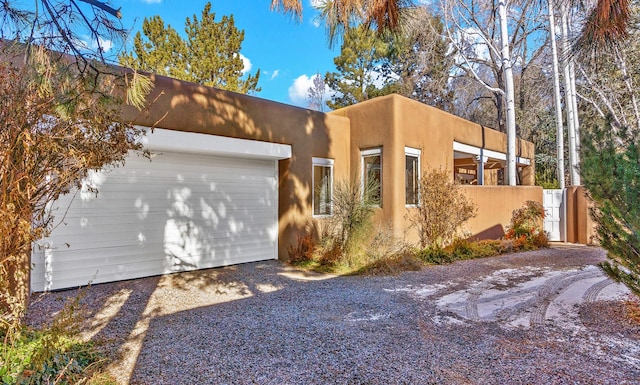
31 74 541 292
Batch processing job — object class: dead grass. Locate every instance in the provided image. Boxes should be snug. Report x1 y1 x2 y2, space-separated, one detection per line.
625 298 640 325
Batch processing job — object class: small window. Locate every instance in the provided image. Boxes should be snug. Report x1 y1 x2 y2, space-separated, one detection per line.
405 147 420 206
361 148 382 206
312 157 333 216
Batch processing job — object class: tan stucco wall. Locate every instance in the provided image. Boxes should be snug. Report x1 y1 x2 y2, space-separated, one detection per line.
460 186 543 241
123 74 351 260
331 94 537 242
566 186 595 245
403 186 542 243
400 186 543 244
124 83 539 257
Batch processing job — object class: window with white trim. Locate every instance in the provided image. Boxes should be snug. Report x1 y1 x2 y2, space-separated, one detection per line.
312 157 333 216
361 148 382 207
405 147 420 206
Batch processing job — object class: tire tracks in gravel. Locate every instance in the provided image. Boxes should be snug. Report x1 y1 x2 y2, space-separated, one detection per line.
428 265 626 330
529 268 604 327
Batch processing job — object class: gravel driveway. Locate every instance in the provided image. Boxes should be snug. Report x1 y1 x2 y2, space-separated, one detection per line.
26 245 640 384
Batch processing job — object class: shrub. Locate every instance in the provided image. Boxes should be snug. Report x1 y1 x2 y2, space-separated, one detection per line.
417 238 511 265
416 247 453 265
505 201 548 250
408 168 477 249
292 195 416 275
356 249 423 276
1 294 115 385
470 239 506 257
302 176 379 273
330 176 378 252
287 233 316 265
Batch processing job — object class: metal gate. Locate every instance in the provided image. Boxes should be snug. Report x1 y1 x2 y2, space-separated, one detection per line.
543 189 565 242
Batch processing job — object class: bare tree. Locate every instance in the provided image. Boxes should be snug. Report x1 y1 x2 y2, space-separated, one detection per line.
440 0 547 185
307 72 328 112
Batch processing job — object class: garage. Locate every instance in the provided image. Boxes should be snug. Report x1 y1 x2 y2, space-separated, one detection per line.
31 128 291 292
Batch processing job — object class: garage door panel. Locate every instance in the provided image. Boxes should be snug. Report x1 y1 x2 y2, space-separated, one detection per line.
53 229 275 255
32 238 275 289
32 150 279 292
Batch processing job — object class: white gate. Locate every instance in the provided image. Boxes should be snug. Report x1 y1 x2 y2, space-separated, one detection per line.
543 189 565 242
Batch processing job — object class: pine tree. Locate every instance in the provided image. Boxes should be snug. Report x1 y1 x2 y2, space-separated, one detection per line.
582 121 640 294
120 2 260 94
325 25 397 109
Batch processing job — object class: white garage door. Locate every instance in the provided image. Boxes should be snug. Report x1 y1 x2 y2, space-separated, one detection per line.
31 130 290 292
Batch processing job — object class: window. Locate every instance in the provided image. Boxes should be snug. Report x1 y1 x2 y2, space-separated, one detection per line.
312 157 333 216
405 147 420 206
361 148 382 206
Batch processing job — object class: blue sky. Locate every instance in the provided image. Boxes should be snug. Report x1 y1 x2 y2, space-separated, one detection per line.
116 0 339 107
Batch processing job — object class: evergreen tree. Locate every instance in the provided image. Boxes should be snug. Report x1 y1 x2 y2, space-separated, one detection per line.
120 2 260 94
581 121 640 294
325 25 397 109
391 8 455 111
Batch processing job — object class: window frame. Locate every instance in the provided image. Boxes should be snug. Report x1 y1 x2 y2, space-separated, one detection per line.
312 157 334 217
405 147 421 207
361 148 382 207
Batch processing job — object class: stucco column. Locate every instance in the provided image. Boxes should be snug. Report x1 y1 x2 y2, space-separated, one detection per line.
475 155 488 185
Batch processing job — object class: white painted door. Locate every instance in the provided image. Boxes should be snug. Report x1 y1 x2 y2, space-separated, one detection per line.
31 151 279 291
543 189 565 242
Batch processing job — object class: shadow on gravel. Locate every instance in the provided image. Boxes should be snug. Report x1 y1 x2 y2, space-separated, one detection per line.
26 247 640 384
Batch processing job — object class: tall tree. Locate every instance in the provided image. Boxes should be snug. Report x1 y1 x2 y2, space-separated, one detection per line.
120 2 260 94
546 0 566 189
441 0 547 185
325 25 397 109
391 7 456 110
0 2 148 326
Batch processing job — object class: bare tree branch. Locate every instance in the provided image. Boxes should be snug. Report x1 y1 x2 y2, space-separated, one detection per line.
77 0 121 18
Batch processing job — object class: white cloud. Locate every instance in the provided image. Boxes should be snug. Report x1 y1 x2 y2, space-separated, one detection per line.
93 37 113 53
270 69 280 80
76 36 113 53
288 73 332 107
239 54 252 75
288 74 313 105
141 0 162 4
310 0 326 27
310 0 326 8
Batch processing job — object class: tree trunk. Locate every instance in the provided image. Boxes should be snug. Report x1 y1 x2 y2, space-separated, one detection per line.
547 0 566 189
560 4 580 185
498 0 517 186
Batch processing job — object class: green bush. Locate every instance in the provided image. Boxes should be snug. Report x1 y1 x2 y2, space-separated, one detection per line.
0 294 114 385
1 331 105 385
417 238 514 265
416 247 453 265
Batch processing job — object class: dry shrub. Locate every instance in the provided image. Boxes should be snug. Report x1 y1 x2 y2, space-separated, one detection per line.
358 251 423 276
287 233 317 265
1 48 148 325
408 168 477 248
